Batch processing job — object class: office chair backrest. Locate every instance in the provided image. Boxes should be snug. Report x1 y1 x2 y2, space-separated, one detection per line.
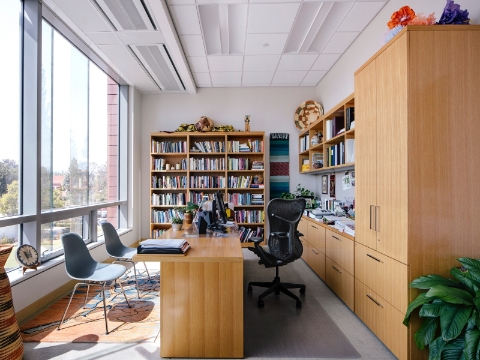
61 233 98 279
102 222 126 257
267 198 305 262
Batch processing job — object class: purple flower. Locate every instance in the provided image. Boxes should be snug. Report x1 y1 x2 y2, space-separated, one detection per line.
437 0 470 25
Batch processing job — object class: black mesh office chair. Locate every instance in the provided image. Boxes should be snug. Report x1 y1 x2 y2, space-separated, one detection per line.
248 198 306 308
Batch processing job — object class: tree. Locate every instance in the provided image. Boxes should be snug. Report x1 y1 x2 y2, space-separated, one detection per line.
0 159 18 196
0 180 19 216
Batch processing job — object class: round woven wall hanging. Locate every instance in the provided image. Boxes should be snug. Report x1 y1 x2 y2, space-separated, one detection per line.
294 100 323 130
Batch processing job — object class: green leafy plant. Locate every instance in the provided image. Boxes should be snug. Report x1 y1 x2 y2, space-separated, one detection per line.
175 202 199 214
295 183 315 198
171 216 183 224
280 192 295 199
404 257 480 360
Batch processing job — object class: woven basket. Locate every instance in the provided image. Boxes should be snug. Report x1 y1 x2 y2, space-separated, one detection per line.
0 245 24 360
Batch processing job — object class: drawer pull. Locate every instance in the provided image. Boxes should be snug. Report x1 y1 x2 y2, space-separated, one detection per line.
332 235 341 241
311 249 318 255
367 254 382 263
311 225 318 229
366 294 383 307
332 265 342 274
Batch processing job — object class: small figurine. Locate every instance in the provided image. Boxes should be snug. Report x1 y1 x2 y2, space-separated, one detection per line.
244 115 250 132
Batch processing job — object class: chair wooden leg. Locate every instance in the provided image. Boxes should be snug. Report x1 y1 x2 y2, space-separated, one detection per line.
58 283 81 330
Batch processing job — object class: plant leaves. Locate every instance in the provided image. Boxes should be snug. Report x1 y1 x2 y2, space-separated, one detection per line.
426 285 473 305
415 317 438 350
458 258 480 283
442 335 465 360
463 330 480 360
428 336 446 360
451 267 480 295
410 274 463 290
420 303 442 318
404 292 431 326
440 304 473 341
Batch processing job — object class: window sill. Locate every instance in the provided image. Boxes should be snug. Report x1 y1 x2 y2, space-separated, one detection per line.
8 228 132 287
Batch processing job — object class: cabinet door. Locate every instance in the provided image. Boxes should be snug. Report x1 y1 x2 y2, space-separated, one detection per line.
325 229 354 275
375 34 409 264
307 222 326 254
300 234 310 263
326 258 354 310
298 218 309 240
354 60 378 250
309 245 326 281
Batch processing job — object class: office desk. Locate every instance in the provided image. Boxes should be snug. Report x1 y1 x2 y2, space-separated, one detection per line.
133 228 244 358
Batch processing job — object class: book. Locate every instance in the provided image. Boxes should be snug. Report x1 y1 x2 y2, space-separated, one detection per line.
345 139 355 163
346 107 355 130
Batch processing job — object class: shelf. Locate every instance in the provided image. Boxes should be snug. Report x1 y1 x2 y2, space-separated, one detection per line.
324 133 346 145
189 169 226 172
227 187 264 191
227 152 264 155
310 143 323 151
151 205 184 208
227 169 264 173
151 188 188 191
299 149 309 155
151 152 187 156
151 170 187 173
300 163 355 175
189 152 225 155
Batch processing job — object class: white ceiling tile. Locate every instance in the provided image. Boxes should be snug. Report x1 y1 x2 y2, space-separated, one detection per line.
116 31 165 45
228 4 248 54
167 0 195 4
193 72 212 86
211 72 242 86
322 32 359 53
51 0 112 32
311 53 342 70
272 71 307 85
245 34 289 55
337 2 386 32
277 54 318 71
180 35 206 56
188 57 209 72
197 0 247 3
207 56 243 72
86 32 121 45
250 0 300 2
301 71 327 85
243 55 280 72
247 4 300 34
170 6 201 35
242 72 274 85
284 2 323 53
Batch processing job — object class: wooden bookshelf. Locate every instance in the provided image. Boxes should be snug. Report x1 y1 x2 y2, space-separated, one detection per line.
150 131 265 247
298 93 355 174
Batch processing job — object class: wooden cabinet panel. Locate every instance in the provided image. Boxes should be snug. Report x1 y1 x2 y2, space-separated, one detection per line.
326 257 354 310
354 61 378 250
307 222 326 254
355 242 408 313
298 218 309 241
309 245 326 282
300 235 309 263
325 229 354 275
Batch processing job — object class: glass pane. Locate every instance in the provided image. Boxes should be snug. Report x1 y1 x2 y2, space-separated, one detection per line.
97 206 118 237
0 0 22 218
41 216 83 256
1 225 20 272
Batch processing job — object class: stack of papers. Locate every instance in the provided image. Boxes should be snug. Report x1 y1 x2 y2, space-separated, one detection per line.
332 220 355 233
137 239 190 254
344 224 355 237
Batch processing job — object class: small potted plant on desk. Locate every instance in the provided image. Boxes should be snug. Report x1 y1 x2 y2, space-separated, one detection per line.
171 216 183 231
176 202 199 227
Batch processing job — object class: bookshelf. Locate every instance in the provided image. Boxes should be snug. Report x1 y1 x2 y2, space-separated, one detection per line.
298 93 355 174
150 131 265 247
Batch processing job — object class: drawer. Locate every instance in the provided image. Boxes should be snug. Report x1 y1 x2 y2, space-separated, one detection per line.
355 279 407 360
325 229 354 275
355 242 408 313
325 257 354 310
309 245 326 281
300 236 309 263
298 218 309 239
307 222 325 254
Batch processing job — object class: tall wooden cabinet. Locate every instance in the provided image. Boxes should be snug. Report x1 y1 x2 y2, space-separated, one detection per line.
355 25 480 360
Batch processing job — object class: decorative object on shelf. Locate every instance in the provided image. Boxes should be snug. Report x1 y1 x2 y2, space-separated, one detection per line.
0 244 24 360
384 5 436 44
310 131 322 146
312 153 323 169
194 116 214 132
270 133 289 199
294 100 323 130
15 244 40 275
329 174 335 198
437 0 470 24
322 175 328 194
403 257 480 359
244 115 250 132
253 174 264 185
174 123 236 132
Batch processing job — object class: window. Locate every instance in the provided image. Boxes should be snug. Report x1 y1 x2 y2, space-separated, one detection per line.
41 216 83 256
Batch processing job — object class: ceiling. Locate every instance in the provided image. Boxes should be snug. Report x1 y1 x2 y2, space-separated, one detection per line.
43 0 388 94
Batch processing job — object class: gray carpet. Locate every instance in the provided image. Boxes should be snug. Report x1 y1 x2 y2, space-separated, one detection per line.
244 251 360 358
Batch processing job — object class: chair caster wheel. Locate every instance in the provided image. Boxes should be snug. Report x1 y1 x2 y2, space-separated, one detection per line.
258 300 264 308
248 285 252 293
296 301 302 309
300 286 306 294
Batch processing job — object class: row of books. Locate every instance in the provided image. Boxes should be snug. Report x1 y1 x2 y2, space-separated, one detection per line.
152 158 187 171
152 140 187 153
190 157 225 171
325 139 355 167
325 117 345 140
151 209 182 223
300 133 310 152
151 229 166 239
227 140 264 153
239 226 264 242
151 193 186 206
227 193 264 205
346 107 355 131
194 141 225 153
227 157 250 170
152 175 187 189
190 176 226 189
234 210 265 224
228 175 252 189
189 191 214 205
251 161 264 170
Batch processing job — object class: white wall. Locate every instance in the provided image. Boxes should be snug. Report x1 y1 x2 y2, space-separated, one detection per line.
141 87 319 237
316 0 480 110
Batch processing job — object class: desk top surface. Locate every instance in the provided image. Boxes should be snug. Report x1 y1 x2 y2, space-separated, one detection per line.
132 227 244 263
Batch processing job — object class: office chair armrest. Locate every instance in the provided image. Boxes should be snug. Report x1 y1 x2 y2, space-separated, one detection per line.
249 236 263 244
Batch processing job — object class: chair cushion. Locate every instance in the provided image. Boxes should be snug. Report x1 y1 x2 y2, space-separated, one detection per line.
70 263 127 282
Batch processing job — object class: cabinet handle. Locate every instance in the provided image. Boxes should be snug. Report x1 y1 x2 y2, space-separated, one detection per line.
332 235 341 241
376 206 380 232
366 294 383 307
370 205 375 230
311 249 318 255
332 265 342 274
367 254 382 263
311 225 318 229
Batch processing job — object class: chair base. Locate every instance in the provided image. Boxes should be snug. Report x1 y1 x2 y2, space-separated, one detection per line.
248 274 305 308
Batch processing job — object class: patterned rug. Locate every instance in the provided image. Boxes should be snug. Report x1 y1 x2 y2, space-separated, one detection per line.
20 270 159 343
269 133 290 199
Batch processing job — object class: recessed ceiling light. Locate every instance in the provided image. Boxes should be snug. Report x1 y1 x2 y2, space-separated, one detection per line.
263 43 269 47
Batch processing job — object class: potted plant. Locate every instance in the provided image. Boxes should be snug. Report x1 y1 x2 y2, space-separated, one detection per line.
295 183 315 199
403 257 480 359
171 216 183 230
280 192 295 200
175 202 199 226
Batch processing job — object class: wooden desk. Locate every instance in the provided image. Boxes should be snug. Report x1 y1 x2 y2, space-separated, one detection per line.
133 228 244 358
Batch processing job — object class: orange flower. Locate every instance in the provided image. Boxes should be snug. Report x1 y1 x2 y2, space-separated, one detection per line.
387 6 417 29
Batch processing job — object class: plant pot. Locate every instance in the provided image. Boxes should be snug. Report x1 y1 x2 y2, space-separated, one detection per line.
0 245 24 360
183 212 193 226
171 224 182 231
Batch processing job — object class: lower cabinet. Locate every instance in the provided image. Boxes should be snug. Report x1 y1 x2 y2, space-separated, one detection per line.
308 245 326 281
326 257 354 310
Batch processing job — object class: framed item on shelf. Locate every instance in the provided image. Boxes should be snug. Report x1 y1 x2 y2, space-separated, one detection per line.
329 174 335 197
322 175 328 194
